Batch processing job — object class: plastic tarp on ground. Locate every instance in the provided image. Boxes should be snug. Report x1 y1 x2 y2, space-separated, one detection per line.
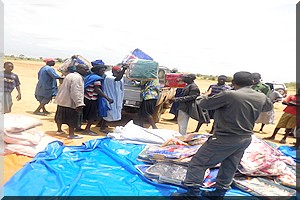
4 138 251 197
4 138 184 196
278 146 298 163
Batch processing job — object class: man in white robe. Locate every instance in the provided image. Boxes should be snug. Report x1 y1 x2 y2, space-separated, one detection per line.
99 65 128 132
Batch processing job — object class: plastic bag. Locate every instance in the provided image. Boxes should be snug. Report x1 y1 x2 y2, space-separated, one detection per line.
126 59 159 80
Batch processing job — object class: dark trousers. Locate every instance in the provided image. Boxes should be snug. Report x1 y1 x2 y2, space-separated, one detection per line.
184 135 252 190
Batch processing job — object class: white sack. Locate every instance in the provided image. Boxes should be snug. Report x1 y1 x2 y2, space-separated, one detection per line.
107 120 182 144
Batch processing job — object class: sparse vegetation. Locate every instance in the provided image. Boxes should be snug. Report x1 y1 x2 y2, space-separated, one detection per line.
4 55 296 90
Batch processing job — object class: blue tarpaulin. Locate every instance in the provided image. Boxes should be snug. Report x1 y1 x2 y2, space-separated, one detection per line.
278 145 298 163
4 138 251 197
4 138 185 196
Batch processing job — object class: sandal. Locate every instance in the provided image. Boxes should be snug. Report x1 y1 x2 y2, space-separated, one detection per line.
56 131 65 135
33 111 47 116
89 131 98 136
67 135 83 139
82 131 98 136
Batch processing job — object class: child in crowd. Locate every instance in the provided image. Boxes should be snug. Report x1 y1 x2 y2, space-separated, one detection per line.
3 62 21 113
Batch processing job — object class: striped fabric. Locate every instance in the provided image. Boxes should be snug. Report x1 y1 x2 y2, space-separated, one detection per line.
84 80 101 100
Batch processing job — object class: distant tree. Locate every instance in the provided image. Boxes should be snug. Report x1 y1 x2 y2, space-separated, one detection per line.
55 58 63 63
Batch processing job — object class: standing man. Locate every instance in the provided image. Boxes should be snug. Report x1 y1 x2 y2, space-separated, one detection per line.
3 62 21 113
34 58 62 115
82 64 113 135
101 64 128 132
139 79 160 129
251 72 270 96
54 64 89 139
193 75 231 133
172 74 200 135
251 73 271 133
174 71 273 198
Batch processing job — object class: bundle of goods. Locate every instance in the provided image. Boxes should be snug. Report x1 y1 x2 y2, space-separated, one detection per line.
238 135 295 177
145 162 189 185
177 133 211 146
137 144 201 164
164 73 187 88
121 48 153 64
58 55 92 75
137 134 211 164
274 164 297 189
136 162 214 187
108 120 182 145
233 177 296 197
2 114 59 157
162 133 211 146
126 59 159 80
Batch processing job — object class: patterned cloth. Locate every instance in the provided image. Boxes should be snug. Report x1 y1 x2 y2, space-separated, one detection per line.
207 84 231 96
140 79 159 100
84 80 101 100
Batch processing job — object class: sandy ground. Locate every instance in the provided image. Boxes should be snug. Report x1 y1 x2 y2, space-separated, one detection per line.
3 59 296 184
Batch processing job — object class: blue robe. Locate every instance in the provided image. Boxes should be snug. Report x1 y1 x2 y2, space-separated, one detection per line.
84 73 109 117
35 65 61 99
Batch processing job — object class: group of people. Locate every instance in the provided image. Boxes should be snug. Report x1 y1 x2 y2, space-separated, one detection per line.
169 72 299 145
167 71 298 198
171 71 274 198
3 60 298 198
3 57 164 139
43 58 128 139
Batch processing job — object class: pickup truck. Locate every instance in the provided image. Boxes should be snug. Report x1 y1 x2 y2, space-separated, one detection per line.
122 66 175 122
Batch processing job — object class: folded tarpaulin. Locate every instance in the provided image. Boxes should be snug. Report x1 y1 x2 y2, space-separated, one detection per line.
4 138 185 196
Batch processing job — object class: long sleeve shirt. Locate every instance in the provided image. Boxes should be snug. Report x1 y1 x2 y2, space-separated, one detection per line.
175 82 200 114
54 72 85 109
197 86 273 136
35 65 61 97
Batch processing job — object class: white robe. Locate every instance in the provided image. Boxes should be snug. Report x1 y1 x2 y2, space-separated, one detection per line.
103 75 124 121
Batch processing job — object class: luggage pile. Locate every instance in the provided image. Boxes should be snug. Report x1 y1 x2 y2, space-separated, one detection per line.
58 55 92 75
134 133 297 196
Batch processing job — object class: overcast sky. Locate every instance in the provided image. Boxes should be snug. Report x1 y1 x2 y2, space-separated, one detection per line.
2 0 297 83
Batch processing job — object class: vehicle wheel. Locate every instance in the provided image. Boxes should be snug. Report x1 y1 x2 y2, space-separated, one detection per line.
276 88 285 96
153 103 164 123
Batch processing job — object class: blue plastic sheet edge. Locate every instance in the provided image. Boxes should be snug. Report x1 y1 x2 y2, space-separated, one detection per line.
3 137 253 197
